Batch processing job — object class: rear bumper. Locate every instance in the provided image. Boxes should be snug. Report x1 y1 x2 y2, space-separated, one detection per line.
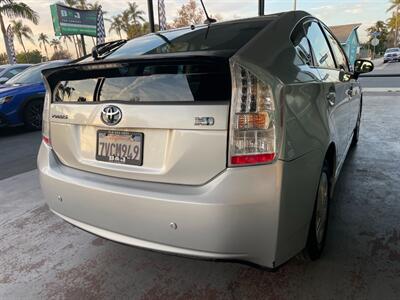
38 143 287 267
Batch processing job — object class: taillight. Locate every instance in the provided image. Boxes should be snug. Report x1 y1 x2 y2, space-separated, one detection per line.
42 78 52 148
229 63 277 166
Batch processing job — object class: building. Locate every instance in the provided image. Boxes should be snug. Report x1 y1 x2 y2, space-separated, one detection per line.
330 23 361 65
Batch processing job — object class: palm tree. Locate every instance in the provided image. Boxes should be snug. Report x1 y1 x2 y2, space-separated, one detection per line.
126 2 145 25
38 33 50 59
387 0 400 46
50 38 61 52
109 15 124 39
11 20 34 54
61 35 73 51
0 0 39 64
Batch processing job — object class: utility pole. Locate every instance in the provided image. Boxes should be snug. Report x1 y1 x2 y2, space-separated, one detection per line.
293 0 297 10
396 5 399 47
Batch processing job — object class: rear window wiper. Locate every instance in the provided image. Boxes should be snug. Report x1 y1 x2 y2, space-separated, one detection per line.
92 39 127 60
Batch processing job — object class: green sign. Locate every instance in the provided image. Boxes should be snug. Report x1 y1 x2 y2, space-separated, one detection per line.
50 4 97 37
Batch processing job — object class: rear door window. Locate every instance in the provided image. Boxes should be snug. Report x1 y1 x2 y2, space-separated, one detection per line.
304 21 336 69
322 26 349 71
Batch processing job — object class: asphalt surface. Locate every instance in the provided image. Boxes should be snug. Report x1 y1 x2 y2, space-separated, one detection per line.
0 128 41 180
1 61 400 299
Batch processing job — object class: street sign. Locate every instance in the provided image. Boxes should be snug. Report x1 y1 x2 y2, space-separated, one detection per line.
50 4 98 37
371 38 379 47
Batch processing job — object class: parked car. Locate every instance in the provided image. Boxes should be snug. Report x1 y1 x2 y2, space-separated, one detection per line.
0 64 31 84
383 48 400 63
38 11 373 268
0 60 69 129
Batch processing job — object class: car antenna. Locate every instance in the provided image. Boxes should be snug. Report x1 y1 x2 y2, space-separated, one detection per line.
199 0 216 25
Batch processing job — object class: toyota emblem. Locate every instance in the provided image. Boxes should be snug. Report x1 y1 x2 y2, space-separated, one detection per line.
101 105 122 126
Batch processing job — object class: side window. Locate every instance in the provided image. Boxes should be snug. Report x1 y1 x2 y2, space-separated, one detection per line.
304 21 336 69
322 27 349 71
291 23 313 66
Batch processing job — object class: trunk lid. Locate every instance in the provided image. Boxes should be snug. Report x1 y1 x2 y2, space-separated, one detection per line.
44 56 231 185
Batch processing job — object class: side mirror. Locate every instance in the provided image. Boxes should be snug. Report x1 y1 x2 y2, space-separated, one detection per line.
353 59 374 77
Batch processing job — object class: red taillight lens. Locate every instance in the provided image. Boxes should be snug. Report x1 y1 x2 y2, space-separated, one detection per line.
231 153 275 165
229 63 277 166
42 135 51 146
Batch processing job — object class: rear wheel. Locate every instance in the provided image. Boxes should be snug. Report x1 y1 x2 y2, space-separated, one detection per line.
304 162 330 260
23 99 43 130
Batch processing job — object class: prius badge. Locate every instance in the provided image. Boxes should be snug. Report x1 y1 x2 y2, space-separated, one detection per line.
101 105 122 126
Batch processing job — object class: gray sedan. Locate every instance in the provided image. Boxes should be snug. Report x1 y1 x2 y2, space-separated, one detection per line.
38 11 373 268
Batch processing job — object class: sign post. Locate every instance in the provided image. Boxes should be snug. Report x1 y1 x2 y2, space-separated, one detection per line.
371 38 379 59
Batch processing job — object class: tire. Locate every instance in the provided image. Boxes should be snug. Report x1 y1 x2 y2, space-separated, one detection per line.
351 107 361 147
303 162 330 260
383 60 387 64
23 99 44 130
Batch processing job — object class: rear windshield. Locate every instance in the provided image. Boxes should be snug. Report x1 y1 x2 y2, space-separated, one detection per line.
53 62 231 103
106 20 270 59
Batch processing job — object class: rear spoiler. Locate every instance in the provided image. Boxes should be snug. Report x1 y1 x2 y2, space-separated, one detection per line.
42 51 232 91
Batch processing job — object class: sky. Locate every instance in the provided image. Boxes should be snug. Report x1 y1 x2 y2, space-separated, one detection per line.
0 0 391 57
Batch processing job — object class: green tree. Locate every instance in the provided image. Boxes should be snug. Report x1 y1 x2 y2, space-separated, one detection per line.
126 2 145 25
51 49 72 60
367 21 388 53
172 0 204 28
109 15 124 39
38 33 50 60
0 52 7 64
387 0 400 46
0 0 39 64
16 49 43 63
11 20 34 54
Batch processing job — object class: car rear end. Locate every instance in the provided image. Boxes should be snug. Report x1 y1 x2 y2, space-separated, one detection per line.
38 16 297 267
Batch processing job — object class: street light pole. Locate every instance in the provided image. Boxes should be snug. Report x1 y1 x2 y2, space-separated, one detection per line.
147 0 155 33
293 0 297 10
258 0 265 16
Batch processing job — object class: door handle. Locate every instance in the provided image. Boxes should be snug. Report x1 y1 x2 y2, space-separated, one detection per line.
326 92 336 106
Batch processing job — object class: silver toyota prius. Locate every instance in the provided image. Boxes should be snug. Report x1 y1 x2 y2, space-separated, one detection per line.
38 11 373 268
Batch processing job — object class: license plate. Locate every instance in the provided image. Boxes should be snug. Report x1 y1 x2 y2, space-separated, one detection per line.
96 130 143 166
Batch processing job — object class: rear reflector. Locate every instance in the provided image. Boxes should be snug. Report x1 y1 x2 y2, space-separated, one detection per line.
231 153 275 165
42 135 51 146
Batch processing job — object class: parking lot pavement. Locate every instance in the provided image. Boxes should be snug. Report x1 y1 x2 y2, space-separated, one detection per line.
359 58 400 92
0 128 41 180
1 92 400 299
